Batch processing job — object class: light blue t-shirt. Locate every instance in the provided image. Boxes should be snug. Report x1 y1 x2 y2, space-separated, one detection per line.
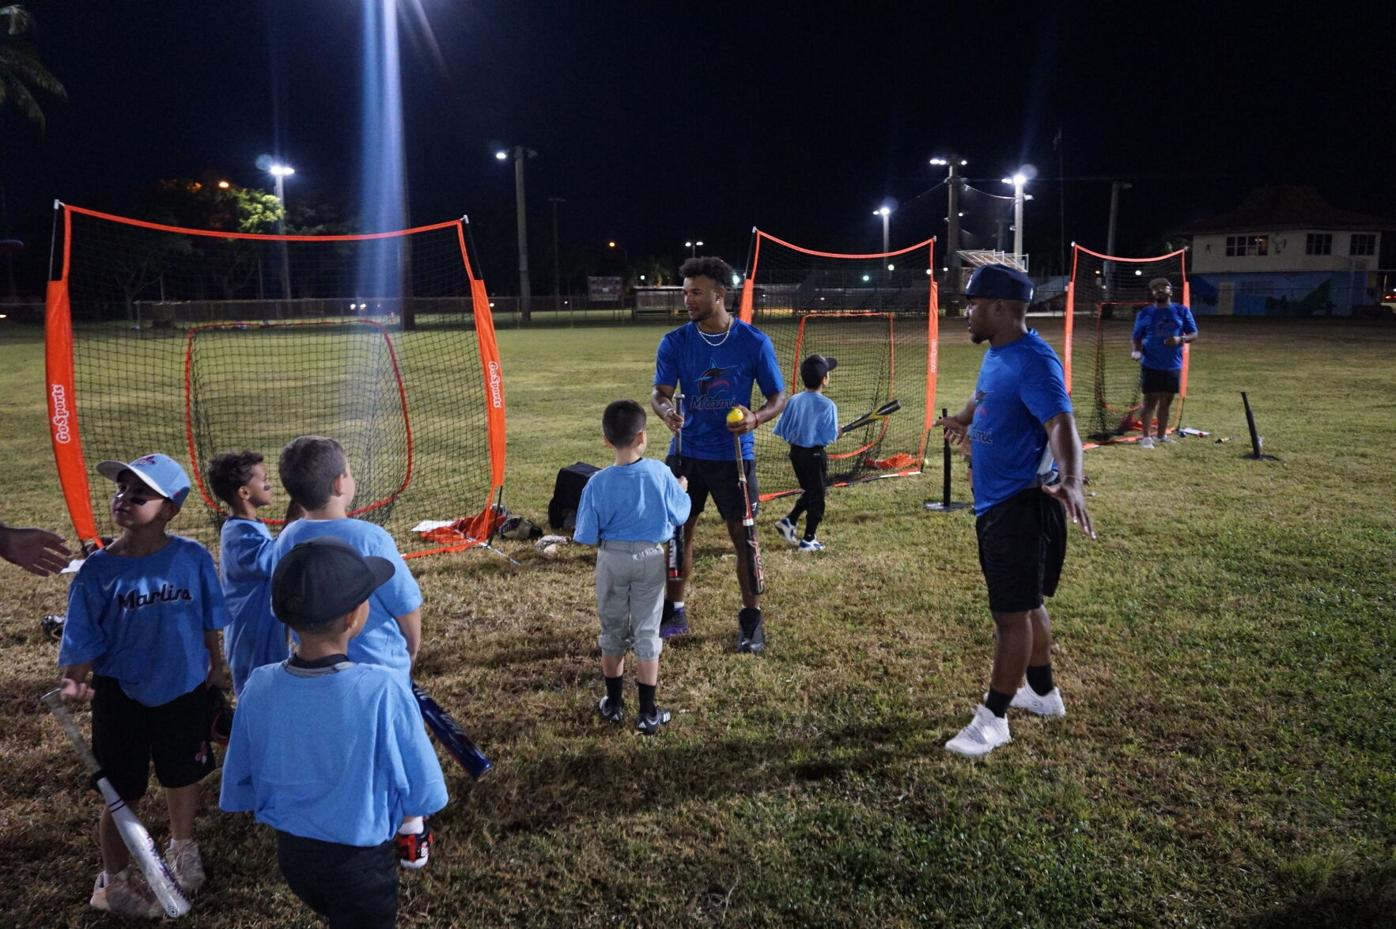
219 660 447 846
969 330 1073 515
573 458 692 545
272 519 422 680
219 518 286 697
655 320 785 460
774 390 839 448
59 536 230 706
1132 303 1197 371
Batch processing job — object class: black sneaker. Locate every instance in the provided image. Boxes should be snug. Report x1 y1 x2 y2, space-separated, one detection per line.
737 607 765 654
635 708 671 735
597 695 625 723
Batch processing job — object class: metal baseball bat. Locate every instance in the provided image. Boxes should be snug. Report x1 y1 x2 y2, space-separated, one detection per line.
667 393 685 581
411 681 493 780
733 433 766 595
41 690 192 918
839 398 902 435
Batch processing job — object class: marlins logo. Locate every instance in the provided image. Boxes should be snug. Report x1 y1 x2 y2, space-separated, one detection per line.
697 366 733 395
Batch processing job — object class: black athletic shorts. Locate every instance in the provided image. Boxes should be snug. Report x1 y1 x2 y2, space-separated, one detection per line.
91 676 216 802
1140 365 1181 395
671 455 759 520
975 486 1067 614
277 831 398 929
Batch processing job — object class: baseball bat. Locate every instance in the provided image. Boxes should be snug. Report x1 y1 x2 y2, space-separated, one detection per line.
667 393 685 582
40 690 192 918
411 681 493 780
840 398 902 436
733 434 766 595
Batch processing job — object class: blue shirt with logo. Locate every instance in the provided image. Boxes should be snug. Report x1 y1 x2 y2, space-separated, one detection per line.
969 331 1073 515
219 518 287 697
573 457 692 545
774 390 839 448
219 660 448 846
655 320 785 460
1132 303 1197 371
272 519 422 681
59 536 230 706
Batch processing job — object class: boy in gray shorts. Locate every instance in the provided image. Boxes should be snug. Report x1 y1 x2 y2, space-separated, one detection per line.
573 400 692 734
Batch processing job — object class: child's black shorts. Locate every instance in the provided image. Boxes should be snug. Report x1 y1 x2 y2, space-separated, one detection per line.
672 455 759 520
975 487 1067 614
91 676 216 802
277 831 398 929
1140 365 1182 395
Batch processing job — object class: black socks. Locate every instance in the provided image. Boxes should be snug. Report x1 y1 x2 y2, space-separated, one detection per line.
638 683 657 717
605 674 624 707
984 688 1014 718
1026 664 1055 697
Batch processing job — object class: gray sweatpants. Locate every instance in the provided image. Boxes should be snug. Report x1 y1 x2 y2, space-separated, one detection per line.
595 540 666 661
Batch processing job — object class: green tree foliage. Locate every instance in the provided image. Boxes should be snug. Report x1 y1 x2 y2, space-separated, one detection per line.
151 179 283 234
0 4 65 131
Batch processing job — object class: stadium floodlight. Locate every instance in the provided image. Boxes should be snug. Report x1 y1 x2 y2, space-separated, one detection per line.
1001 172 1028 263
685 239 705 257
873 204 894 256
930 157 947 166
494 150 508 160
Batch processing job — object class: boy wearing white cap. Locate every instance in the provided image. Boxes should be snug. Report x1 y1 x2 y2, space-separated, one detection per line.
57 453 231 917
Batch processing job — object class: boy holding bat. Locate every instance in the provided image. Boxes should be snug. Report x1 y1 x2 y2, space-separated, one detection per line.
57 453 231 917
220 537 447 928
574 400 691 734
773 354 840 552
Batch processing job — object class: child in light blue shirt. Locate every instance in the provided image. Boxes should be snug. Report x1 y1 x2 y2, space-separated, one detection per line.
773 355 840 551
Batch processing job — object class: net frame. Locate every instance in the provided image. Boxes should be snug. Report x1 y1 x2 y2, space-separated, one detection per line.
1065 243 1191 438
44 202 507 559
737 227 938 500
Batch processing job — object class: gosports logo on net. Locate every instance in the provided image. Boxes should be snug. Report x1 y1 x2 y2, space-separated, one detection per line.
487 361 503 409
50 383 73 443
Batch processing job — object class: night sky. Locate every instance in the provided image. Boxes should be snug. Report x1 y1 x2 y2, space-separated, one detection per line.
4 0 1394 291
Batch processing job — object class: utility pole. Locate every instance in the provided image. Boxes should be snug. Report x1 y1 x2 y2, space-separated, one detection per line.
933 156 968 310
1105 180 1131 297
548 196 565 315
512 146 532 323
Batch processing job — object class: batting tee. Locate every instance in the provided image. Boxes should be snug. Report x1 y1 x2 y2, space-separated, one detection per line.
45 203 506 559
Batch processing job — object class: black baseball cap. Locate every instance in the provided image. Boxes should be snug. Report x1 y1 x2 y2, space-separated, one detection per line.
272 537 395 629
800 354 838 388
962 264 1035 303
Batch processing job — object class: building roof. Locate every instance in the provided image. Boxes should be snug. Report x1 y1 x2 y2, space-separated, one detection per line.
1179 186 1395 234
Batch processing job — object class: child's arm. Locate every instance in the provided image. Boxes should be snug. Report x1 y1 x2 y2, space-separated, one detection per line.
58 662 94 701
205 629 231 690
395 609 422 664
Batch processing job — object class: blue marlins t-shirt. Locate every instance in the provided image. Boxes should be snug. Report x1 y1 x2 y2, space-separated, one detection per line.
774 391 839 448
1132 303 1197 371
272 519 422 680
573 458 692 545
220 660 448 846
219 518 286 697
655 320 785 460
968 331 1073 515
59 536 230 706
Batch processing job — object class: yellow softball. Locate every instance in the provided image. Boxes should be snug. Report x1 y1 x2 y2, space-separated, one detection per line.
726 407 746 426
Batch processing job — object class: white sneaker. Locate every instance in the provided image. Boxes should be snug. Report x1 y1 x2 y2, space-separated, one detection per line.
774 517 798 545
1138 437 1155 448
797 538 825 553
1158 433 1177 445
91 867 162 919
944 705 1011 758
165 839 205 894
1010 685 1067 718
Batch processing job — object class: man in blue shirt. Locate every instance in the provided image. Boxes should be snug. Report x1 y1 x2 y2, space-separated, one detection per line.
652 256 787 653
935 265 1095 758
1131 278 1198 447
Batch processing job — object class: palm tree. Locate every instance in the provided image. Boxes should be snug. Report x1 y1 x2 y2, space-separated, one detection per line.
0 4 66 131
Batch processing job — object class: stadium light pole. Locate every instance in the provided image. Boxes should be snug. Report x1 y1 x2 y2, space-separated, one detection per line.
266 162 295 304
932 156 968 300
548 196 565 315
496 146 536 323
685 239 704 258
1001 172 1028 266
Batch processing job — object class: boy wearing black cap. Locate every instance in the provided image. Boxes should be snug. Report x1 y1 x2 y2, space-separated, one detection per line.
57 453 231 917
935 265 1094 759
220 537 448 929
773 354 840 552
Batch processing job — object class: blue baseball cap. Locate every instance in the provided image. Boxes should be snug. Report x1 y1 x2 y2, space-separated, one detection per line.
964 264 1035 303
97 453 192 507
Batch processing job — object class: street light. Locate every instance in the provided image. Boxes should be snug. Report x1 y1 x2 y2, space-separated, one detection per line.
684 239 705 258
496 146 537 322
1001 172 1028 265
264 161 295 302
873 204 893 254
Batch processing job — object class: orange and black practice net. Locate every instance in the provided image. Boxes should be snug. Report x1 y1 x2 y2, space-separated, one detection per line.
738 229 938 500
1065 244 1190 439
45 204 506 558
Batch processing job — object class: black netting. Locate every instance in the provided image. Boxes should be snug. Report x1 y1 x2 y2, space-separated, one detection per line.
60 209 496 554
744 233 935 498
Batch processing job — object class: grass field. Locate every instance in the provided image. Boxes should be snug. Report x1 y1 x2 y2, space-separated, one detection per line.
1 318 1394 928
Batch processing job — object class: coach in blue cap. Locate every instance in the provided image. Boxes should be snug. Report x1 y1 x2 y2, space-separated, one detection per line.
935 264 1096 758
